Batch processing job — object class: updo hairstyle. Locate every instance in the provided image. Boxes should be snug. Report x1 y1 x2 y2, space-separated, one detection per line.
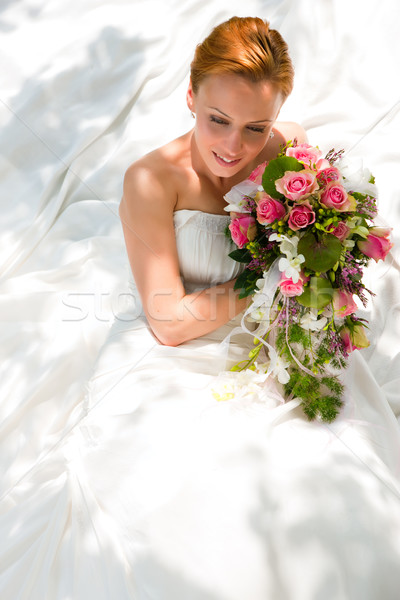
190 16 294 100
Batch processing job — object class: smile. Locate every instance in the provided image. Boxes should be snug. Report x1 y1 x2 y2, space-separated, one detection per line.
212 152 241 167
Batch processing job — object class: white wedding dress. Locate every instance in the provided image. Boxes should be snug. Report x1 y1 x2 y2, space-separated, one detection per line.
2 209 400 600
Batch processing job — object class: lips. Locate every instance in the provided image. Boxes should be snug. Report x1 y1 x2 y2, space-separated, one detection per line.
212 151 242 168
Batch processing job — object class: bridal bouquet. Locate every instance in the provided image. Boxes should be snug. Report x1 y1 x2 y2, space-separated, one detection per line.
220 142 392 422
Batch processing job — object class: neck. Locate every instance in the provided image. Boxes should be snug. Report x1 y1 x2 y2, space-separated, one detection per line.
189 131 252 194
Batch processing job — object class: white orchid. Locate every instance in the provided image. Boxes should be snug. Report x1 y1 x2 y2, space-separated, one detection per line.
300 310 328 331
280 237 300 258
278 255 305 283
251 277 269 302
247 285 270 321
246 262 282 326
223 180 260 213
269 233 305 282
270 232 300 256
223 202 245 213
271 356 291 384
248 305 270 324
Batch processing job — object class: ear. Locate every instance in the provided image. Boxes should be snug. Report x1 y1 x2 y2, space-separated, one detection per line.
186 78 195 113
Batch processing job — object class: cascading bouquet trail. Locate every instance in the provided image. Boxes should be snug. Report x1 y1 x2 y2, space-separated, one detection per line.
218 142 392 422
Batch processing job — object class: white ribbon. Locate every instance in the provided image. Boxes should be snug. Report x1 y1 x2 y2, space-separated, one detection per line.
220 260 281 374
284 300 316 377
221 260 320 381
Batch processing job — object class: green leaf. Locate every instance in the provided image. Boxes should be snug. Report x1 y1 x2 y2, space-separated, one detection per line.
297 276 333 309
298 232 342 272
262 156 304 199
228 248 252 263
351 191 368 202
233 268 259 298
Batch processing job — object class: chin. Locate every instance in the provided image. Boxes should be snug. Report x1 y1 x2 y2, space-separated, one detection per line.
208 152 251 179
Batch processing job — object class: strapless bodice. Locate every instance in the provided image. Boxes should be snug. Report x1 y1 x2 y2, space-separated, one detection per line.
173 209 243 290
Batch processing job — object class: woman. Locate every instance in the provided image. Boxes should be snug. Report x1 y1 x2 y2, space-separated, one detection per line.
2 16 400 600
119 16 306 346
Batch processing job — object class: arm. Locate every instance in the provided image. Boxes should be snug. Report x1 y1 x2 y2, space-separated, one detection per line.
119 161 248 347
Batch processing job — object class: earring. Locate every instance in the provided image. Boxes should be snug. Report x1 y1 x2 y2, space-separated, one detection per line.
269 130 274 139
191 111 195 119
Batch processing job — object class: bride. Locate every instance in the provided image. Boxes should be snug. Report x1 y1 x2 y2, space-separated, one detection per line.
2 16 400 600
119 16 304 347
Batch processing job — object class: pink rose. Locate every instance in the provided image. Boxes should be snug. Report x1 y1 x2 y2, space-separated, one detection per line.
332 289 358 317
357 227 393 262
275 170 319 201
317 166 342 187
320 181 354 212
286 143 322 168
256 192 286 224
340 324 370 354
248 161 267 185
315 158 331 171
288 201 316 231
328 221 351 241
278 272 308 297
229 215 257 248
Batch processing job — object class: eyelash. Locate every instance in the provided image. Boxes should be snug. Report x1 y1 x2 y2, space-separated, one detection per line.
209 115 265 134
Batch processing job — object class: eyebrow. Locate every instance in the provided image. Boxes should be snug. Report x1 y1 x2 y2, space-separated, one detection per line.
209 106 273 123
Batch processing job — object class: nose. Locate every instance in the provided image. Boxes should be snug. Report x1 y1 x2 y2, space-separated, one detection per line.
225 128 243 155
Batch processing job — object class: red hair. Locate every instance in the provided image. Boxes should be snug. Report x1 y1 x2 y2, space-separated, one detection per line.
190 16 294 99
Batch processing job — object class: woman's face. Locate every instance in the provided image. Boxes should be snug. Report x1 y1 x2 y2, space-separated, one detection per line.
187 73 283 179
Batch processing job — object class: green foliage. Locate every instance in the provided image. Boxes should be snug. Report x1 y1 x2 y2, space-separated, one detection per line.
274 322 345 422
302 394 343 423
321 376 344 396
316 341 331 364
229 248 252 263
224 223 232 239
285 371 319 398
261 156 304 199
233 268 259 298
297 276 333 309
275 330 286 353
284 370 344 422
289 323 309 346
298 232 342 272
351 191 368 203
318 337 347 370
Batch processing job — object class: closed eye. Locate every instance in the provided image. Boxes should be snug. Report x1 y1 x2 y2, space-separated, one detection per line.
210 115 228 126
210 115 266 134
247 126 266 134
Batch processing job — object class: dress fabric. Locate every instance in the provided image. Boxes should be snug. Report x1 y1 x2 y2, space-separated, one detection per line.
2 209 400 600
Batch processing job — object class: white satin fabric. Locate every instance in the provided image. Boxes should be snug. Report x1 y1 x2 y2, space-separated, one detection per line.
2 209 400 600
174 209 243 288
2 1 400 597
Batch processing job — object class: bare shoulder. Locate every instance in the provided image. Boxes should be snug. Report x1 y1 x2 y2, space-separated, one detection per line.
121 149 176 216
120 134 191 219
273 121 308 145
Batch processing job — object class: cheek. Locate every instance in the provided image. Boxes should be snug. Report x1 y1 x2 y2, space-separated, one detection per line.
199 121 227 146
243 131 269 152
195 115 216 136
193 125 213 154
